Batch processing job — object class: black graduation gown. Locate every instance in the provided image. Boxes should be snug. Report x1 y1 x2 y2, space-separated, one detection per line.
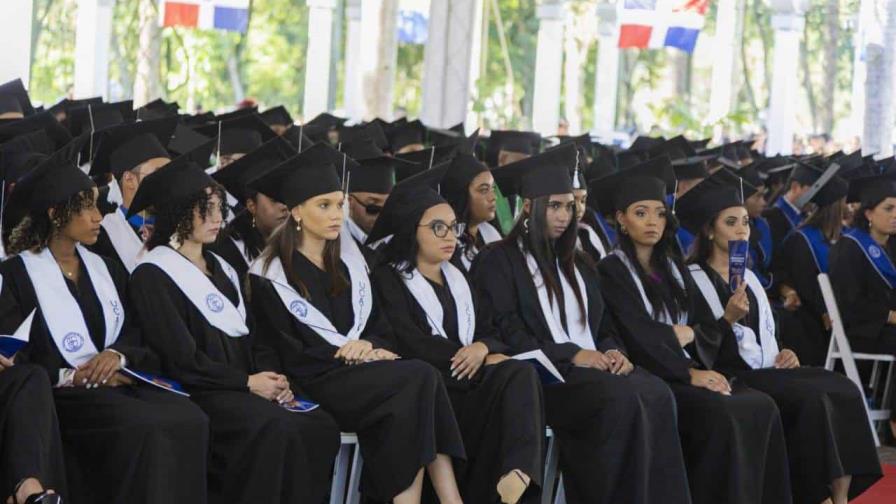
0 364 66 500
0 252 208 504
372 263 545 503
248 251 465 502
128 247 339 504
575 224 607 263
829 236 896 420
690 263 883 504
775 229 832 365
596 254 792 504
471 242 691 504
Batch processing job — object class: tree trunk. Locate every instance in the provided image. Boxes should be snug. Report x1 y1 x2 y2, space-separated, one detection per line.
863 0 896 157
820 0 839 134
133 0 161 106
800 23 818 133
562 5 594 135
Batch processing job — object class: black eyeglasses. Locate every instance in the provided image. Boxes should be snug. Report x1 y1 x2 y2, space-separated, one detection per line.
350 195 384 216
419 220 465 238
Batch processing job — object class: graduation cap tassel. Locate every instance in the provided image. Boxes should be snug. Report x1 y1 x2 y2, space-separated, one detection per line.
341 154 349 193
87 104 96 162
573 149 581 190
297 124 304 152
739 177 744 204
215 121 223 172
672 180 679 213
427 147 435 170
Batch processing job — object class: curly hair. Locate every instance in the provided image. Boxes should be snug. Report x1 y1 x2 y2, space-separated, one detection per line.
144 185 229 250
6 189 97 255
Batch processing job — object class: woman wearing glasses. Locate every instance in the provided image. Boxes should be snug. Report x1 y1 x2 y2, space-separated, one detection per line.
471 145 690 504
370 168 545 504
247 145 466 504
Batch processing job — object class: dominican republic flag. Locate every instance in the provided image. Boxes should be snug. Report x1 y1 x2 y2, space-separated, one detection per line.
617 0 710 53
160 0 251 33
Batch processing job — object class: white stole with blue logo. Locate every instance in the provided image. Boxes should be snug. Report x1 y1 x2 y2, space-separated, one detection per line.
688 264 779 369
248 230 372 347
139 246 248 337
399 261 475 346
21 245 125 367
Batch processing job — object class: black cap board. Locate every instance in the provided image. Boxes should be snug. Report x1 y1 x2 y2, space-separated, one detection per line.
212 136 296 203
493 142 576 199
593 155 675 216
194 113 276 156
248 144 344 209
126 154 218 218
0 79 35 117
90 118 177 177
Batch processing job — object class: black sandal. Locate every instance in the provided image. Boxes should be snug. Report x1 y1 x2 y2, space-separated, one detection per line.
22 492 61 504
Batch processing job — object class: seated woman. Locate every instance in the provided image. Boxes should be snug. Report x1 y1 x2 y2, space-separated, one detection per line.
0 147 209 504
246 144 466 504
471 145 691 504
570 149 610 262
677 169 882 504
369 170 545 504
830 172 896 440
594 157 792 504
438 153 503 270
775 172 849 365
126 156 339 504
0 355 64 504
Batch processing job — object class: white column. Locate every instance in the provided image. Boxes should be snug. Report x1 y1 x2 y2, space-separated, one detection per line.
420 0 483 129
849 6 868 138
592 2 618 136
73 0 114 99
343 0 363 122
863 0 896 157
303 0 337 120
707 0 737 124
0 0 33 87
765 1 807 155
531 0 566 136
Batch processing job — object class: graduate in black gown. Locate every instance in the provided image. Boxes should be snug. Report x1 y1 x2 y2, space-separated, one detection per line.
593 156 792 504
472 145 691 504
775 169 850 365
207 136 296 280
125 156 339 504
676 169 882 504
739 163 776 290
829 172 896 437
368 168 545 504
0 358 65 504
569 149 610 263
84 119 177 273
0 142 209 504
194 112 276 169
438 152 504 271
245 143 466 504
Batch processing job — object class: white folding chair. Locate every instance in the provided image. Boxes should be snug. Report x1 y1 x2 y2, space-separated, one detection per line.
329 432 363 504
819 273 894 446
540 427 566 504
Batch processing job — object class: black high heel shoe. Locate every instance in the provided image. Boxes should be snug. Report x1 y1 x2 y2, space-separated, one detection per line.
21 492 61 504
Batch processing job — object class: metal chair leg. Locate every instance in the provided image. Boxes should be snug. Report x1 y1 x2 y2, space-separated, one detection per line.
346 444 363 504
329 443 352 504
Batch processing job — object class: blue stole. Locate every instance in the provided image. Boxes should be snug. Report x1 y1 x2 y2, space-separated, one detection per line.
594 211 617 246
119 206 155 232
843 228 896 289
749 217 773 289
676 227 695 256
774 197 802 229
795 225 831 273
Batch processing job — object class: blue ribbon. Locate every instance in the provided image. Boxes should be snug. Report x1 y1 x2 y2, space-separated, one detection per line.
843 227 896 289
774 197 802 229
796 225 831 273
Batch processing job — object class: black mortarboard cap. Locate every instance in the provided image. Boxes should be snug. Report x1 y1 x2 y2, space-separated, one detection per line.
0 79 35 117
485 130 542 166
212 136 296 203
247 145 344 208
388 119 426 152
365 163 450 245
90 118 177 177
195 113 276 156
394 145 455 182
671 154 712 181
259 106 293 127
593 155 675 216
493 142 576 199
126 154 217 218
675 168 747 234
847 172 896 206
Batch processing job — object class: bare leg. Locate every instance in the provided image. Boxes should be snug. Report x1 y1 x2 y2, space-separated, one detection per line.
830 475 852 504
426 454 463 504
393 468 424 504
8 478 52 504
497 469 531 504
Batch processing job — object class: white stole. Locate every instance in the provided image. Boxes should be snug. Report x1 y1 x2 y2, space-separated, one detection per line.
248 230 372 347
230 237 250 266
345 217 368 246
460 222 503 270
21 245 125 367
399 262 475 345
106 178 124 206
576 222 607 258
100 209 145 273
688 264 779 369
522 243 595 350
139 246 248 337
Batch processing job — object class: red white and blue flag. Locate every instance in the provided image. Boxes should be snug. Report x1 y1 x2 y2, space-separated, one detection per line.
160 0 251 34
617 0 710 53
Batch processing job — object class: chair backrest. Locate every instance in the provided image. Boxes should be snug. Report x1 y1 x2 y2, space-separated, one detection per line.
818 273 863 383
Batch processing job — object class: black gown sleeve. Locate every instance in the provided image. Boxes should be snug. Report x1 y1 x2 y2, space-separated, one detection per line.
102 257 160 372
780 233 826 320
470 245 582 368
829 239 892 340
595 256 693 382
128 263 250 391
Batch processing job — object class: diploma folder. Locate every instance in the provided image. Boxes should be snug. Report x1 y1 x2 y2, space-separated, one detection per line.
122 368 190 397
0 310 35 358
513 350 565 384
281 399 320 413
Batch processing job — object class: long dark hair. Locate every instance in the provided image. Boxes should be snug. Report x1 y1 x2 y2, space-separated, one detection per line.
802 198 844 241
852 198 888 233
7 188 97 255
221 207 265 262
506 195 586 320
616 204 690 321
259 214 348 298
145 185 229 250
